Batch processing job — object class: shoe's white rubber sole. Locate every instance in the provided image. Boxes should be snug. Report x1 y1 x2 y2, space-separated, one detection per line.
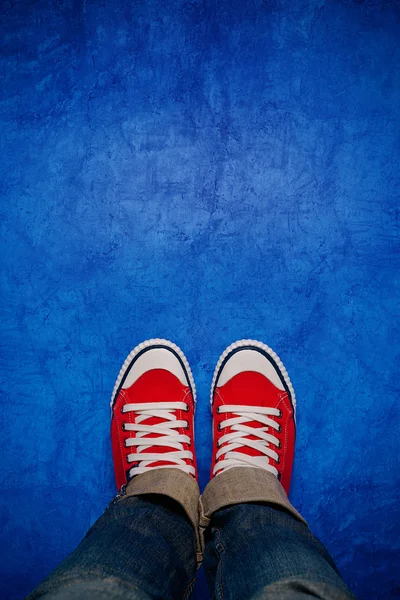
110 338 197 409
210 339 297 414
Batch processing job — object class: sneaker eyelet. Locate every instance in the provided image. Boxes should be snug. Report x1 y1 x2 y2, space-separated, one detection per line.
216 407 221 414
120 406 125 414
123 439 128 448
218 424 222 431
185 422 190 430
277 410 283 418
122 423 127 431
184 403 190 412
277 424 282 433
277 440 281 449
276 456 281 464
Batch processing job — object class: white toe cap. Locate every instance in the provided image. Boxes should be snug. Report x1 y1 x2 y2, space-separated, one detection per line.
122 348 189 389
216 349 285 390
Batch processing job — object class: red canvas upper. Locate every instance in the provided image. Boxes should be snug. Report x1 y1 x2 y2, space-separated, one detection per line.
111 368 196 490
211 370 295 494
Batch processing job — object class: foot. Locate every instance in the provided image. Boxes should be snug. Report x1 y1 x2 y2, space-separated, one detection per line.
111 339 197 490
210 340 296 494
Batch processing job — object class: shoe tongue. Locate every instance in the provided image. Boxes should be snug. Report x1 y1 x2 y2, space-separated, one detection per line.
217 372 280 458
128 369 189 468
139 415 177 464
138 389 185 474
125 413 180 470
231 420 272 459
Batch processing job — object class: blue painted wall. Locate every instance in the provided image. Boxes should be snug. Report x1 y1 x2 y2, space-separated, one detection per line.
1 1 399 598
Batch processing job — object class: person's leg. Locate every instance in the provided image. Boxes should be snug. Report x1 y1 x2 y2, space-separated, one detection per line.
201 468 355 600
28 471 199 600
201 340 355 600
28 339 200 600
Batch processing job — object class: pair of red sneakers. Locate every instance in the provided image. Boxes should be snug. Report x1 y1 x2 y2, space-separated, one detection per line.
111 339 296 495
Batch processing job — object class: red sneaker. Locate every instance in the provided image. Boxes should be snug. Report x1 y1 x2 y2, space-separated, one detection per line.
210 340 296 494
110 339 197 490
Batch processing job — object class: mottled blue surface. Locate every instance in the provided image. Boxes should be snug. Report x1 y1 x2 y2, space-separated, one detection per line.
1 1 399 598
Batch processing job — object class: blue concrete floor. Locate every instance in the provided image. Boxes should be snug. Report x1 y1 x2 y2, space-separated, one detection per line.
1 1 399 598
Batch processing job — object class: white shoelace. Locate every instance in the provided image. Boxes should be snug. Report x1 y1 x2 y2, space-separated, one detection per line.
122 401 195 478
214 405 282 477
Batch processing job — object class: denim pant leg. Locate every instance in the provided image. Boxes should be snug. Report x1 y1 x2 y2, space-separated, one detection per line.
27 469 200 600
200 468 356 600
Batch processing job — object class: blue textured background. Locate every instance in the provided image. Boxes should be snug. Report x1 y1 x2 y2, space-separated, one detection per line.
1 1 399 598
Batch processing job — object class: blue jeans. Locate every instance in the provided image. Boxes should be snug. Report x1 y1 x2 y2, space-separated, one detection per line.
27 492 355 599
